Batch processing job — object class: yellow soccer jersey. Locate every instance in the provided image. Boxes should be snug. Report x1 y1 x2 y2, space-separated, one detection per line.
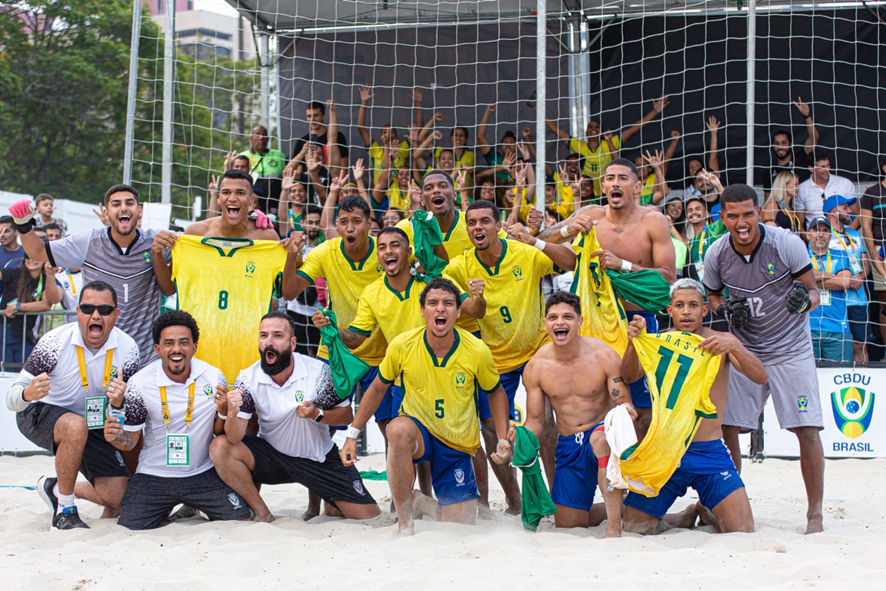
553 172 576 219
296 237 387 365
369 140 411 186
568 135 621 196
386 185 409 212
639 174 657 206
446 239 552 373
570 229 629 355
379 327 501 453
172 236 286 383
619 331 721 497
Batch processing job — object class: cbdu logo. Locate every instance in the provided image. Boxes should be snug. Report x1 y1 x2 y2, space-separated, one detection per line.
831 386 875 439
454 372 466 389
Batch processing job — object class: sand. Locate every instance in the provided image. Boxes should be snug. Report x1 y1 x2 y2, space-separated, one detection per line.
0 453 884 591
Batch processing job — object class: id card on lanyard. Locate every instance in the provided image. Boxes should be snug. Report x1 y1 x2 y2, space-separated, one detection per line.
811 252 832 306
695 230 707 283
78 347 115 429
832 230 863 275
160 382 196 466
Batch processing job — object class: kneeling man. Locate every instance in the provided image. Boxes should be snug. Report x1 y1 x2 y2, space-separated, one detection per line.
210 312 379 522
621 279 767 534
104 311 251 529
341 277 512 535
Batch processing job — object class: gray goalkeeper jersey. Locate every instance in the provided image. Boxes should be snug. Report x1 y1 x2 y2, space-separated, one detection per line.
46 227 168 363
703 224 814 363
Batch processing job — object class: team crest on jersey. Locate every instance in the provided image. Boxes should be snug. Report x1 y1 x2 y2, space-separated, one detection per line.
798 395 809 413
294 390 305 403
143 252 151 265
109 366 118 378
353 480 365 495
245 261 256 278
454 468 465 486
203 384 214 397
376 262 384 274
765 261 776 275
511 265 524 281
455 372 467 389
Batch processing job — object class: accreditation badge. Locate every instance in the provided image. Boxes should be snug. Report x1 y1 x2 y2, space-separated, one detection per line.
85 397 107 430
820 288 832 307
848 252 863 275
166 434 190 466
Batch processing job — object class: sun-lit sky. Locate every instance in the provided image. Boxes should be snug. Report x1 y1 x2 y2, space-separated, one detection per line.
194 0 240 17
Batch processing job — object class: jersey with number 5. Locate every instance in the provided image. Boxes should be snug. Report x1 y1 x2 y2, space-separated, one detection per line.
702 224 814 363
619 330 721 496
446 239 553 373
172 236 286 383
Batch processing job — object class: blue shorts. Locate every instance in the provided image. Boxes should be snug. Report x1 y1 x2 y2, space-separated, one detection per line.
550 423 604 512
626 311 659 409
318 361 398 424
623 439 744 519
405 415 479 506
500 364 526 421
473 331 493 422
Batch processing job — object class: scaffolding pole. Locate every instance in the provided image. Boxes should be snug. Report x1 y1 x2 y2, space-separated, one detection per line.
122 0 141 185
535 0 546 213
746 0 756 189
161 0 175 204
260 33 271 132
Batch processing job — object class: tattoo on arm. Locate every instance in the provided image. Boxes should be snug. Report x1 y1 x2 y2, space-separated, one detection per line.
340 329 360 344
112 431 135 450
613 377 623 383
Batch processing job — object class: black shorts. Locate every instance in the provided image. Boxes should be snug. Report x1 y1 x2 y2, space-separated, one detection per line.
243 435 376 508
118 468 251 530
847 305 873 344
287 311 321 356
16 402 130 482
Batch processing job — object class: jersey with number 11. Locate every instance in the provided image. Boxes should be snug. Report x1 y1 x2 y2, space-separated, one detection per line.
172 236 286 383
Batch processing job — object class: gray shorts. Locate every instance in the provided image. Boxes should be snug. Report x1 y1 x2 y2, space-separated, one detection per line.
724 356 824 431
118 468 251 530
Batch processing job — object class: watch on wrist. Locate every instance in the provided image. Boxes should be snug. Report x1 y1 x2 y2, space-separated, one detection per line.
313 408 325 423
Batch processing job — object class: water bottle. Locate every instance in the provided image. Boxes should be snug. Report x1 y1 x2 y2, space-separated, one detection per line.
109 405 125 427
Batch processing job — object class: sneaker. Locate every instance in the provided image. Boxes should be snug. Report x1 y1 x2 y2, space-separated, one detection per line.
37 475 58 514
52 506 89 530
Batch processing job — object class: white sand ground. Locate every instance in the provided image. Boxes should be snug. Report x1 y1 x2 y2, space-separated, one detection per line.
0 453 883 591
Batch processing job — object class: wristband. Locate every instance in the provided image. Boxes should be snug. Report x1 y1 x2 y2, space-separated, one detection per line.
560 225 570 238
346 425 362 440
533 238 546 251
217 412 227 420
620 259 633 273
15 219 34 235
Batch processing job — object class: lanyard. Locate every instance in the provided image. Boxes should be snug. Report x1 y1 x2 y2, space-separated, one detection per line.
35 274 44 300
249 151 264 174
159 382 196 432
694 228 707 262
831 229 854 255
76 347 115 390
65 269 76 295
811 251 832 274
779 201 802 233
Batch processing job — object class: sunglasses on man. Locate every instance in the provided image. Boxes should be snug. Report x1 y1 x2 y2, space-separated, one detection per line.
78 304 117 316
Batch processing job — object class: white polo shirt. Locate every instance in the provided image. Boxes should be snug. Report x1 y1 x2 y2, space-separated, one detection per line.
235 353 346 462
123 358 232 478
796 173 857 225
6 323 140 415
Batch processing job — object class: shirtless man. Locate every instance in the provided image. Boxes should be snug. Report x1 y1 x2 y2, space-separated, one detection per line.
621 279 768 534
507 291 628 536
538 158 676 432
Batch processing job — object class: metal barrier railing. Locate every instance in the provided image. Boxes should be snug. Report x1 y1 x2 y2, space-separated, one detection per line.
1 310 77 373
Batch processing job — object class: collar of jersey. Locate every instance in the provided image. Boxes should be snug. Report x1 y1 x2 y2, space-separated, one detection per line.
441 209 460 242
256 353 303 387
474 238 508 276
106 227 141 256
728 223 766 264
200 236 255 256
339 236 375 271
423 329 460 368
384 275 415 301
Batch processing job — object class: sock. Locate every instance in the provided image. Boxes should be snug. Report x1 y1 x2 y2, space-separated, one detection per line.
56 492 76 514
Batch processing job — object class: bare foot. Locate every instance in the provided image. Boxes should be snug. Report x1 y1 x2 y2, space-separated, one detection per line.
100 507 120 519
478 504 495 521
602 524 622 538
504 505 521 517
397 522 415 537
695 502 720 532
805 512 823 534
411 489 440 521
322 502 343 518
253 511 276 523
670 503 699 529
301 508 319 521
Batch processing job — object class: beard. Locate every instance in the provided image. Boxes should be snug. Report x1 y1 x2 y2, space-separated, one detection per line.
260 346 292 376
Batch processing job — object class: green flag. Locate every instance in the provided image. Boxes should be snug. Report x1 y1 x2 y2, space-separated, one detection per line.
410 210 448 279
513 426 557 532
605 269 672 315
319 308 372 399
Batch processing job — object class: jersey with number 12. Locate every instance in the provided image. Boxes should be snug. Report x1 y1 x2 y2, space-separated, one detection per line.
172 236 286 383
619 331 721 497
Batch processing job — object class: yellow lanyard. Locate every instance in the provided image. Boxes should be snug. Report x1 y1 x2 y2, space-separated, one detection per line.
249 151 264 175
831 229 853 255
811 251 832 273
159 382 196 432
76 347 115 390
696 230 707 261
779 201 802 233
65 270 77 296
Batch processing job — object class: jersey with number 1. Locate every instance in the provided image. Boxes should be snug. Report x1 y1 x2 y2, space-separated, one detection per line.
172 236 286 383
619 331 721 496
446 239 552 373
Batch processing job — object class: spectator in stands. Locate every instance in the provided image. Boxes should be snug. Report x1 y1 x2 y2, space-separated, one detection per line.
476 105 517 185
277 166 312 237
824 195 871 362
796 148 858 228
859 155 886 346
1 256 62 366
33 194 67 234
0 216 25 268
539 96 669 198
356 85 412 188
634 132 679 206
42 224 78 334
686 168 723 211
43 223 63 242
285 204 323 359
681 117 722 201
288 100 350 179
238 125 287 214
762 171 803 234
764 97 820 197
381 209 405 228
807 216 853 363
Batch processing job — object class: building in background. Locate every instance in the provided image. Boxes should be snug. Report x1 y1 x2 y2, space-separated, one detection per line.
147 0 256 62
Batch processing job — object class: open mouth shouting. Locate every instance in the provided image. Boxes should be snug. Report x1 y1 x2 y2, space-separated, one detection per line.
734 225 752 243
471 229 488 249
116 211 133 232
224 202 242 222
263 347 278 365
608 188 624 206
87 318 104 339
383 253 400 274
345 233 358 248
433 314 448 332
552 326 570 342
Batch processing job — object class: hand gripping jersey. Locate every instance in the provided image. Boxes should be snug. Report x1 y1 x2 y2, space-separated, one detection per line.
379 327 501 454
619 331 721 496
171 236 286 383
570 229 629 355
